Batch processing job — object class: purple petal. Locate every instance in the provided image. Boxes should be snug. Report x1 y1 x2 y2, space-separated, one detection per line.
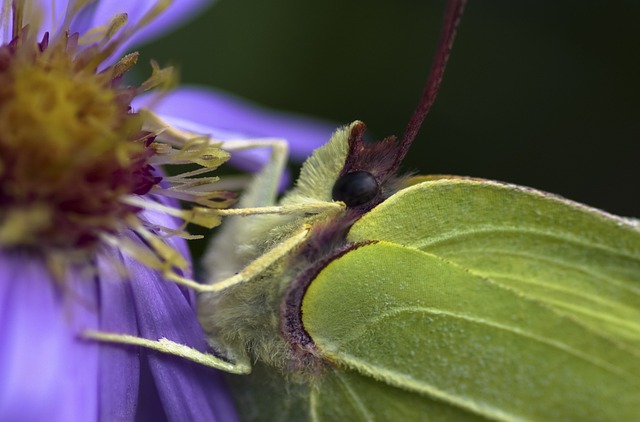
96 247 140 421
147 169 193 274
137 192 195 305
68 1 100 36
0 1 70 44
35 0 70 42
133 86 336 162
89 0 215 55
122 251 238 422
144 166 192 256
0 250 99 421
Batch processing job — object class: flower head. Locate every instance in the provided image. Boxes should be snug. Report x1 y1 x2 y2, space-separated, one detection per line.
0 0 234 260
0 0 237 420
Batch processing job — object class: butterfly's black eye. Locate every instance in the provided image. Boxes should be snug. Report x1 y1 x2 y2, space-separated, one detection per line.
332 171 379 207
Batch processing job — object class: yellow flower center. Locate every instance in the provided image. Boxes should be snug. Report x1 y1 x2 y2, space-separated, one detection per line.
0 2 234 284
0 33 155 250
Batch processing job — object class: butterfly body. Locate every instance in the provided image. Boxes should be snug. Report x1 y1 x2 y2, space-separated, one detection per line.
198 0 640 419
200 122 383 373
200 118 640 420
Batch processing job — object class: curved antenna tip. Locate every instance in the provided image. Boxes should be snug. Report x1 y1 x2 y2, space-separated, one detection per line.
399 0 468 162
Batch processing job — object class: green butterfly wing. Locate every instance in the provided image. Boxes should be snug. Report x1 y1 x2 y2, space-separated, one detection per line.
348 178 640 349
302 179 640 421
311 366 485 421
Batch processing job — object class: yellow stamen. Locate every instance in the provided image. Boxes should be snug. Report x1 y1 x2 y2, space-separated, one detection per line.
78 13 129 46
112 52 139 79
139 60 178 92
0 1 235 289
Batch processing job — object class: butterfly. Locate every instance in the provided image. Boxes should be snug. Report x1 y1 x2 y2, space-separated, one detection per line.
90 0 640 419
195 0 640 420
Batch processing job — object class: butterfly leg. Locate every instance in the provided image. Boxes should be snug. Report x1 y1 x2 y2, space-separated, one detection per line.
82 330 251 374
219 138 290 208
168 223 314 293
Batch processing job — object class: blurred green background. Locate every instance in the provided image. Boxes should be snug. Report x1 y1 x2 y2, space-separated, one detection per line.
139 0 639 219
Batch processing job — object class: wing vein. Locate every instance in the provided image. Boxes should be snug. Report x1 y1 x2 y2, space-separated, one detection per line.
417 226 639 263
450 248 640 297
335 352 524 422
334 306 633 381
333 370 375 421
480 272 640 334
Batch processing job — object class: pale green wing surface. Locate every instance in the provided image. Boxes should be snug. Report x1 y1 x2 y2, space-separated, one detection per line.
310 367 485 422
348 179 640 350
302 242 640 421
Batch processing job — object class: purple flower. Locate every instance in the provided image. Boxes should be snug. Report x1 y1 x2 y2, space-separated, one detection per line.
0 1 332 421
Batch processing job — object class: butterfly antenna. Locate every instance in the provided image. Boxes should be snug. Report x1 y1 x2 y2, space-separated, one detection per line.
397 0 467 163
